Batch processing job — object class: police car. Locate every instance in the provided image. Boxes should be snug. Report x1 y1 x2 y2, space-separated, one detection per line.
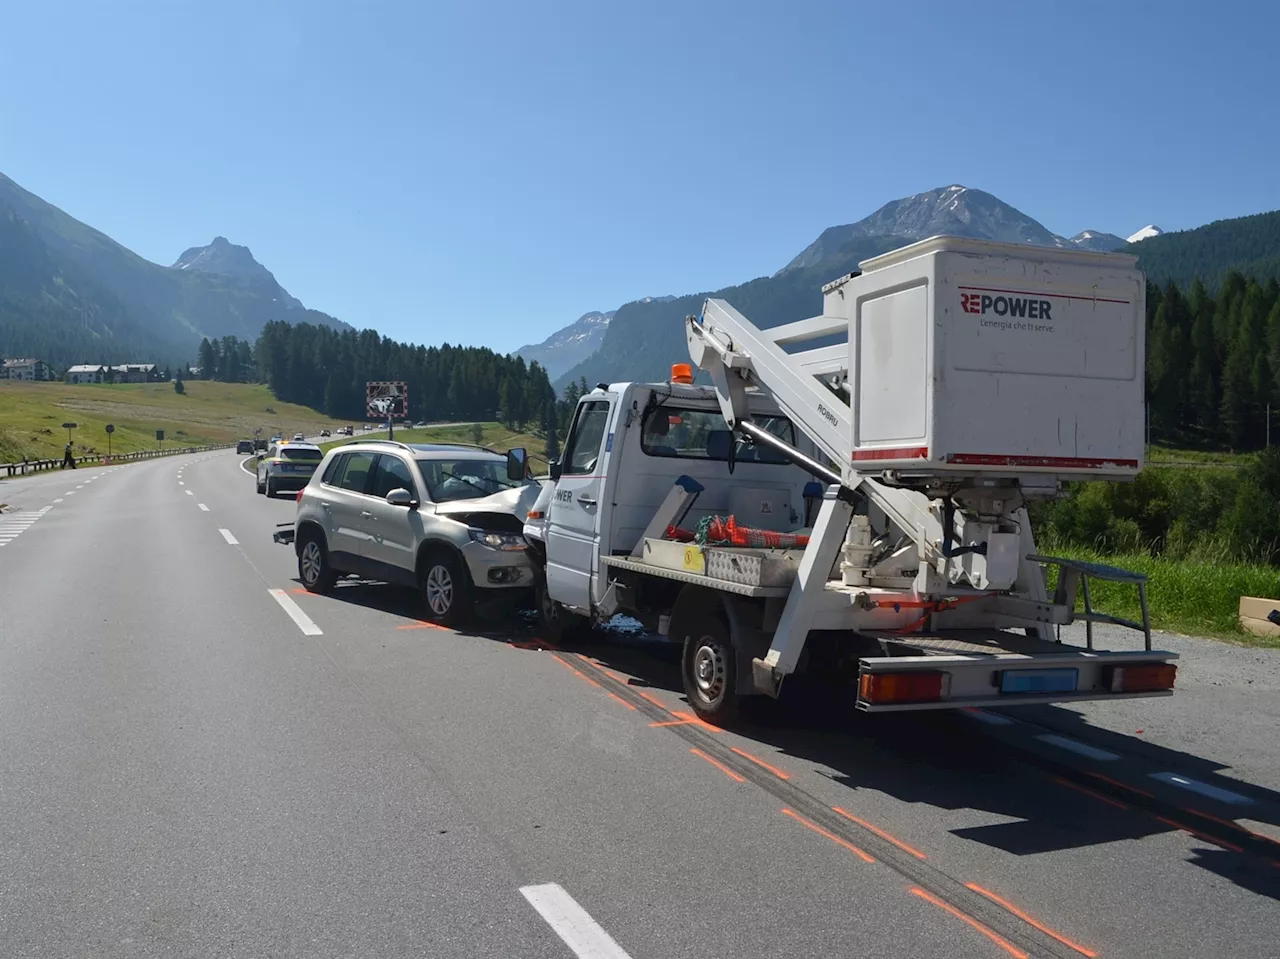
256 441 324 498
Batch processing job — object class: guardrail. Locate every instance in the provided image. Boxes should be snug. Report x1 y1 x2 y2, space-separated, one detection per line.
1 444 234 478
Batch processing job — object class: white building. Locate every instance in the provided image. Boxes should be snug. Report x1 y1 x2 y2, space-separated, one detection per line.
2 358 49 381
66 364 106 384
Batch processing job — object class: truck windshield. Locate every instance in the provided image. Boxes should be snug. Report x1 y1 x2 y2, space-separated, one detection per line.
417 457 520 502
640 407 795 464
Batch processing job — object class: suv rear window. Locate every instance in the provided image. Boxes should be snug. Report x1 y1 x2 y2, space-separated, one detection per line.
281 447 322 461
338 451 377 493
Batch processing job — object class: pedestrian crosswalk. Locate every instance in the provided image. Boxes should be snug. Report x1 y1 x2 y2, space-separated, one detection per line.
0 507 51 548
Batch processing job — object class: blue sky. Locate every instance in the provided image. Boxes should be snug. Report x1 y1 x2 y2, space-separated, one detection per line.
3 1 1277 355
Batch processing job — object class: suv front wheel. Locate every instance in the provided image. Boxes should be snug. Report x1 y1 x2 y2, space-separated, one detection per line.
420 549 471 628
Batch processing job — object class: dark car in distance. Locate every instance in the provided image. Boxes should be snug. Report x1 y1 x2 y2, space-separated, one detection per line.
236 440 254 454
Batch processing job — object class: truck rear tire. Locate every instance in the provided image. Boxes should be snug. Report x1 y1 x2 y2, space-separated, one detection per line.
681 613 738 725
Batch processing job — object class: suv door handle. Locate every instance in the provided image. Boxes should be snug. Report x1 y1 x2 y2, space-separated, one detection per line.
319 501 332 511
360 510 373 518
577 495 597 506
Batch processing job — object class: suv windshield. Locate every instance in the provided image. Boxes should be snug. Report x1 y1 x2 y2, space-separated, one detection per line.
281 447 322 461
416 457 520 502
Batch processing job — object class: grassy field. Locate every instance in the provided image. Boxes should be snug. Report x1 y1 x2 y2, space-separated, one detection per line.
0 380 336 463
1146 445 1248 466
319 422 551 470
1038 543 1280 647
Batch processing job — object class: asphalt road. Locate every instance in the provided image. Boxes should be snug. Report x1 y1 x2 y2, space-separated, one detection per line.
1 449 1277 958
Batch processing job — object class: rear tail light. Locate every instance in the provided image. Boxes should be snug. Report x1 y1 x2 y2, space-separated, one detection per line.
296 489 304 503
1107 663 1176 693
859 671 949 705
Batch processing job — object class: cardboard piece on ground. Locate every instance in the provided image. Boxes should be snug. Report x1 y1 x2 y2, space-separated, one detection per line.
1238 595 1280 637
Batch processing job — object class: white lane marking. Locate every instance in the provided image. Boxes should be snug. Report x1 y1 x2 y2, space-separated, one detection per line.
268 588 322 636
1035 734 1120 761
185 490 194 496
52 498 63 503
520 884 633 959
219 529 240 545
0 509 51 547
76 484 85 489
1150 772 1253 805
198 503 210 512
962 708 1017 726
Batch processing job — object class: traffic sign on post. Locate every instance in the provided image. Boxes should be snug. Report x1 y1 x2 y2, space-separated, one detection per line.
156 429 165 448
105 424 115 459
62 422 77 443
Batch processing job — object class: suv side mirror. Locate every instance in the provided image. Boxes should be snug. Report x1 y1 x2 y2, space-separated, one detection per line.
548 458 562 481
506 447 528 481
386 487 417 507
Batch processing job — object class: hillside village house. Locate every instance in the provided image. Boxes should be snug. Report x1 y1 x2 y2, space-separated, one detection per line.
65 363 157 385
1 358 50 381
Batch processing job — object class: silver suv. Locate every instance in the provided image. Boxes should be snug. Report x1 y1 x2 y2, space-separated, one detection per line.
281 440 539 625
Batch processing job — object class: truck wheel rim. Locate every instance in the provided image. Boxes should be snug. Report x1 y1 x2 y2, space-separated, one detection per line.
692 640 725 703
426 566 453 615
301 542 323 583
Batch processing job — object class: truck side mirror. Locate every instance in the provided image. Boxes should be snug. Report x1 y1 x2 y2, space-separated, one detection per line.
506 447 528 481
548 458 562 481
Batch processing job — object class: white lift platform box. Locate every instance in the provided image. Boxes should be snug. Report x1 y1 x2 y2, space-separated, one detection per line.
825 236 1146 481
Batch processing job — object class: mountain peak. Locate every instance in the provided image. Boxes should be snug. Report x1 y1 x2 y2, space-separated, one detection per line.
515 309 617 380
172 237 266 278
1127 224 1164 243
782 185 1064 272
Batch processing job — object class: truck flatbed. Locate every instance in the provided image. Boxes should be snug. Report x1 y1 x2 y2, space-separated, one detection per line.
599 554 790 599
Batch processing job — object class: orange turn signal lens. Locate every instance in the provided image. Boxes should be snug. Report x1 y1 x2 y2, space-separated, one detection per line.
671 363 694 384
1108 663 1177 693
526 509 544 520
859 671 948 705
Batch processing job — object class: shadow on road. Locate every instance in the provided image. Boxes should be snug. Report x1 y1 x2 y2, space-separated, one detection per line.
298 575 1280 900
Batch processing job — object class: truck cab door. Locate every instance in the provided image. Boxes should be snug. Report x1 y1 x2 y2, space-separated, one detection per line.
545 396 614 613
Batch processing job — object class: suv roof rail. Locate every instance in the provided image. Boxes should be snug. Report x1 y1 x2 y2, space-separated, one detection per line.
351 438 509 457
351 438 416 452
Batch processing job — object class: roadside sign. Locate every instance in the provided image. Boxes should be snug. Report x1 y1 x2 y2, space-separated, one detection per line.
254 427 263 436
61 422 77 429
105 424 115 434
156 429 165 442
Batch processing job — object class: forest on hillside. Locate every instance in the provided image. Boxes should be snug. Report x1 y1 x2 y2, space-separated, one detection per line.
1146 271 1280 450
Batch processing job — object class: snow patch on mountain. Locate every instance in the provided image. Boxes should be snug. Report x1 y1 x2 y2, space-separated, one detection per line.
1126 224 1164 243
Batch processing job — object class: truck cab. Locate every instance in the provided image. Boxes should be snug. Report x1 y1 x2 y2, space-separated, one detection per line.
530 376 821 635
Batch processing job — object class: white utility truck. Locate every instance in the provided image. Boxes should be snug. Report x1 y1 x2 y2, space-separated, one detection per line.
524 236 1177 723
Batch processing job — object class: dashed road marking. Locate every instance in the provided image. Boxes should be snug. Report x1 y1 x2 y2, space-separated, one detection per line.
519 883 634 959
1150 772 1253 805
185 490 194 496
1035 734 1119 761
268 588 323 636
219 529 239 545
198 503 210 511
52 498 63 503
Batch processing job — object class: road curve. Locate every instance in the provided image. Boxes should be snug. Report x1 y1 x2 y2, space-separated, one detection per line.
0 449 1276 958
